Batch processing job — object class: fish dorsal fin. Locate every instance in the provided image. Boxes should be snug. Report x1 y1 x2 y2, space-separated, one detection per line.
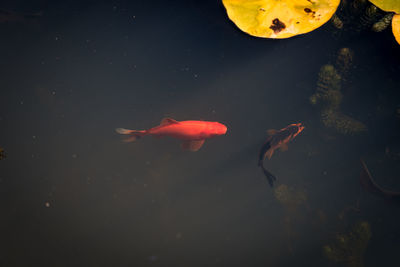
160 117 179 126
267 129 278 136
181 139 205 152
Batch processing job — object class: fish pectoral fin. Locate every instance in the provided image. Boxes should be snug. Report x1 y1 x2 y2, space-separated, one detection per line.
181 139 205 152
160 117 179 126
267 129 278 136
280 144 289 152
122 136 138 143
264 149 274 160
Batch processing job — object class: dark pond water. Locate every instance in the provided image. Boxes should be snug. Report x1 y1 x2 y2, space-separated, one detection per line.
1 0 400 266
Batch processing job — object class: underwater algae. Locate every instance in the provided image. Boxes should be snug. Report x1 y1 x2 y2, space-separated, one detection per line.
368 0 400 44
356 2 398 40
323 221 371 267
371 12 394 32
331 13 344 29
359 4 383 31
222 0 340 39
310 49 367 135
329 0 374 32
274 184 307 211
336 47 354 80
274 184 308 252
329 0 399 41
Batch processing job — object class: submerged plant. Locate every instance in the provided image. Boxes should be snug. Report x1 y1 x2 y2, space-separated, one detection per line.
336 47 354 80
328 0 379 32
274 184 307 210
310 49 367 135
328 0 400 43
331 13 344 29
323 221 372 267
371 12 394 31
222 0 340 39
359 4 383 31
321 108 367 134
367 0 400 44
274 184 308 252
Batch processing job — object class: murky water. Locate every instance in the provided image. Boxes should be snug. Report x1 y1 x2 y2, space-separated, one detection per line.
1 1 400 266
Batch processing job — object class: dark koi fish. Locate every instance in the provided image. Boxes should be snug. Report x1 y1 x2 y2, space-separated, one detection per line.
258 123 304 187
0 9 42 23
0 147 5 160
360 159 400 205
116 118 227 151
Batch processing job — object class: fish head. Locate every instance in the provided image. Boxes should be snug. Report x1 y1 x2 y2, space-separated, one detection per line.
284 123 304 138
210 122 228 136
292 123 305 137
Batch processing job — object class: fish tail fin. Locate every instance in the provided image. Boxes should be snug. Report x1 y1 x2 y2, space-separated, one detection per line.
115 128 147 142
258 160 277 187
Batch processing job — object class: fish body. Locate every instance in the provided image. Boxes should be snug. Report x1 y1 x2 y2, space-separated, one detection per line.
0 147 5 160
0 9 42 23
258 123 304 187
116 118 227 151
360 159 400 205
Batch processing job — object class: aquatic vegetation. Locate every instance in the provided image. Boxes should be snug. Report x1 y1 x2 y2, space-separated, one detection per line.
274 184 308 252
321 109 367 135
309 64 342 113
371 12 394 31
336 47 354 79
351 0 369 11
331 13 344 29
274 184 307 210
310 53 367 135
328 0 377 32
368 0 400 44
316 64 342 92
323 221 371 267
222 0 340 39
0 147 5 160
358 4 383 30
328 0 397 38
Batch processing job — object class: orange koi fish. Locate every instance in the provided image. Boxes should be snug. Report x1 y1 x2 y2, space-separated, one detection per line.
258 123 304 187
116 118 227 151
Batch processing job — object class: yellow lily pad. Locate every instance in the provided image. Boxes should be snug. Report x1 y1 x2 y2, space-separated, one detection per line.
222 0 341 39
368 0 400 14
393 14 400 45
